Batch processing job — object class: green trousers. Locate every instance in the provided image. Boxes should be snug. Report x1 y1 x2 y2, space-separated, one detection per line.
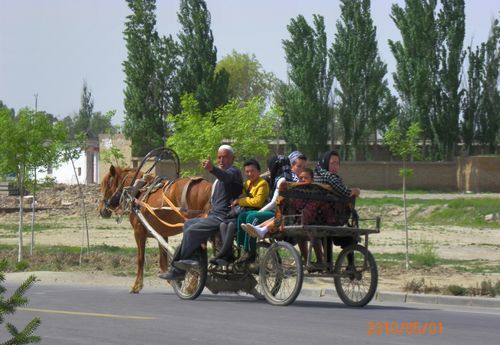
235 210 274 253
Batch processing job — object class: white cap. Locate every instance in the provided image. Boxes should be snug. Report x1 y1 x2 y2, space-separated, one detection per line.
218 144 234 155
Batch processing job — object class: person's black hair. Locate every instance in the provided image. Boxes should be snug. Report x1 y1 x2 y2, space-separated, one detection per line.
243 158 261 171
301 167 314 180
267 155 292 192
319 150 340 170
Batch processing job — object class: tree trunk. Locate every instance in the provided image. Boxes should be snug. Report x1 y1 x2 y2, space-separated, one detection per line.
30 169 36 255
71 158 89 265
403 159 409 270
17 168 24 262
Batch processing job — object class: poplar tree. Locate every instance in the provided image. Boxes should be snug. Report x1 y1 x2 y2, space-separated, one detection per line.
281 14 334 158
177 0 228 115
476 18 500 153
432 0 465 160
331 0 396 160
74 80 94 137
461 44 483 155
389 0 439 155
123 0 178 156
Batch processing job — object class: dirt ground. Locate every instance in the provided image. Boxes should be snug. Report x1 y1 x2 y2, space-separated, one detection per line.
2 185 500 294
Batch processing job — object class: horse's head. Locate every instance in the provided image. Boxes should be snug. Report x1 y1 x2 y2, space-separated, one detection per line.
99 165 139 218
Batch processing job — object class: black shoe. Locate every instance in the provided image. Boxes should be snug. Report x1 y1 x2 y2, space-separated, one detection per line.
210 253 235 266
158 268 185 281
235 251 256 264
174 259 201 271
307 261 326 273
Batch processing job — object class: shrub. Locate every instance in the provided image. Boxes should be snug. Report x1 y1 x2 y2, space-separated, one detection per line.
447 284 467 296
14 261 29 272
412 241 439 268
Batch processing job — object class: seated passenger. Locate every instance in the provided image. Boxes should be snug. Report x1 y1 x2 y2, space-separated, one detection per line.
314 150 360 199
237 155 293 262
212 158 269 265
314 150 360 251
299 167 314 183
243 167 315 239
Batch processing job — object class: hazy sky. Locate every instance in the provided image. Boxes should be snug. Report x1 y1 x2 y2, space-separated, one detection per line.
1 0 498 125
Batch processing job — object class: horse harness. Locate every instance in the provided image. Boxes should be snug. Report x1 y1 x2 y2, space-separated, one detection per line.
131 176 209 228
103 172 130 212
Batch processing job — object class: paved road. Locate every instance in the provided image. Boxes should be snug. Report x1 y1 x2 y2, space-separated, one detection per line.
2 283 500 345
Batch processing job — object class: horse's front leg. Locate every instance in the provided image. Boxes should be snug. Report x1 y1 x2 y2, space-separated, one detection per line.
130 220 147 294
158 238 170 273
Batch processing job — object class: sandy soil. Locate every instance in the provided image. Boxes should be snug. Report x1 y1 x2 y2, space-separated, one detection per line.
2 188 500 294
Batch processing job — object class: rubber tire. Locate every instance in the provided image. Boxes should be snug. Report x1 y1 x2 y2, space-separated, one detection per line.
172 247 208 300
334 244 378 307
259 241 303 306
250 241 270 300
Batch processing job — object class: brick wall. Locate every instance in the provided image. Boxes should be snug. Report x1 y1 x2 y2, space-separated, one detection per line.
340 161 457 191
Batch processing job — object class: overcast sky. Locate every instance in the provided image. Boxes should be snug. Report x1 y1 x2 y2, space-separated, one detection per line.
0 0 498 125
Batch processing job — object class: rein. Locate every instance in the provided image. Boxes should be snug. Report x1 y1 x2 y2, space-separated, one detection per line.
103 173 130 213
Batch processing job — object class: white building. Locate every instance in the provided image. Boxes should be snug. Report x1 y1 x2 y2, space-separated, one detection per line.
38 140 100 185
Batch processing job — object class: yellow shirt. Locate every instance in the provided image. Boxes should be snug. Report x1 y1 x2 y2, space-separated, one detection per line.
238 177 269 209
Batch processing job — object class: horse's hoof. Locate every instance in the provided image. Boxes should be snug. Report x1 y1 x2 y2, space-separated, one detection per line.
129 285 142 294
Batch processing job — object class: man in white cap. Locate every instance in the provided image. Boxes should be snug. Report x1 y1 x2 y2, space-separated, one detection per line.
160 144 243 281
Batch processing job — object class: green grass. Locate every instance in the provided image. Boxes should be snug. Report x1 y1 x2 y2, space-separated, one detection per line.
372 252 500 273
357 197 444 208
412 241 438 267
0 222 63 233
0 243 162 273
357 197 500 229
421 198 500 228
365 188 448 194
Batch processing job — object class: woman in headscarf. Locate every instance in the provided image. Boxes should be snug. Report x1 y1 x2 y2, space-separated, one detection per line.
313 150 360 267
314 150 360 198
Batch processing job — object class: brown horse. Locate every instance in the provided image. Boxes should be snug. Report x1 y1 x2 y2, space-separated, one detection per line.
99 165 212 293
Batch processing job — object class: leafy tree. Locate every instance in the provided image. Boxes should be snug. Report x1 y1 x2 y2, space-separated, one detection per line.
476 18 500 153
331 0 396 160
384 119 422 270
74 80 94 137
123 0 178 156
63 83 117 141
177 0 228 115
281 14 334 159
0 260 41 345
389 0 439 155
0 108 67 262
100 146 127 168
431 0 465 160
0 100 15 118
216 50 278 102
167 94 277 174
461 44 484 154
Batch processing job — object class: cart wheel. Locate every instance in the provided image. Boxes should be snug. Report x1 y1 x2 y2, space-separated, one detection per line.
172 247 208 300
249 241 270 300
334 244 378 307
259 241 303 306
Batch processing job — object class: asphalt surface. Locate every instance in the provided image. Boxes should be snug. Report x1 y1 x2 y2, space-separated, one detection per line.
2 283 500 345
